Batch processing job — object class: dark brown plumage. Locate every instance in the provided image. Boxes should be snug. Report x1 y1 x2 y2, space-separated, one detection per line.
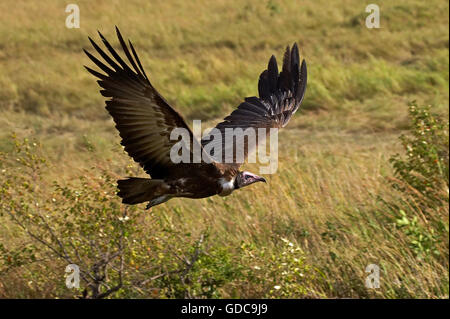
84 27 307 208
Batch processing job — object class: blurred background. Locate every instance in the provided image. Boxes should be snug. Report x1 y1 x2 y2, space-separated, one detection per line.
0 0 448 298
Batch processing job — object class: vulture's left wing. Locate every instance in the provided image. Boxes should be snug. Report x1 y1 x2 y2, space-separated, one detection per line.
201 44 307 168
84 27 213 179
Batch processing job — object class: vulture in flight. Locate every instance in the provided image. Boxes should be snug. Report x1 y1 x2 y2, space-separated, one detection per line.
84 27 307 209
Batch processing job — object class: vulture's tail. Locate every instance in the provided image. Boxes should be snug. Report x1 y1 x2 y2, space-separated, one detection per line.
117 178 167 205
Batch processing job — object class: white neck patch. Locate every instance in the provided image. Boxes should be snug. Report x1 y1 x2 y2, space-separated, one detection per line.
218 177 235 197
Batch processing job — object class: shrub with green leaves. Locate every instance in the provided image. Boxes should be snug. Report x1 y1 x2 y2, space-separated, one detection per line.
388 104 449 260
154 233 240 298
238 238 322 298
0 135 241 298
390 103 449 207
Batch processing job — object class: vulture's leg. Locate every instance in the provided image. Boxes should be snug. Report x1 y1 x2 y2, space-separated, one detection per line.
146 195 171 209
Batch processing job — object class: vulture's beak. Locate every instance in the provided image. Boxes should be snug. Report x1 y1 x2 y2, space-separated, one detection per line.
240 172 267 188
257 176 267 183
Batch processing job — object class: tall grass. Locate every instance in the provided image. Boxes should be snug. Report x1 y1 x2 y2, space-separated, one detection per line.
0 0 448 298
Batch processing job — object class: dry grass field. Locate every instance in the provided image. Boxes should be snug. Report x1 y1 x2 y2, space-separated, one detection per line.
0 0 448 298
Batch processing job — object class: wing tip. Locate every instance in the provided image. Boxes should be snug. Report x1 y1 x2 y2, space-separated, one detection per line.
258 42 306 107
268 54 277 66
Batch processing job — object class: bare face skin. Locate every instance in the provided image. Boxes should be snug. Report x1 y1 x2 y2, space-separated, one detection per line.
234 171 267 189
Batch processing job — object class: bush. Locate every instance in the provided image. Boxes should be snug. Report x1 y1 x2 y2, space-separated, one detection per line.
237 237 323 298
390 103 449 207
388 103 449 260
0 135 240 298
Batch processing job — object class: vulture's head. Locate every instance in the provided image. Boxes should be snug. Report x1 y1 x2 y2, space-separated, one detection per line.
234 171 266 189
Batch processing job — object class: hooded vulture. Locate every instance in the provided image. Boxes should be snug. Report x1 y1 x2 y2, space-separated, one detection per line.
84 27 307 209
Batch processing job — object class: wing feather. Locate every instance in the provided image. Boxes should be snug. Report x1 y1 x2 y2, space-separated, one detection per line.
85 27 212 178
202 43 307 167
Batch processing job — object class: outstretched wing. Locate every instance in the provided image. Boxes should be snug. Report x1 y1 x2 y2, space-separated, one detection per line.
84 27 208 179
201 43 307 168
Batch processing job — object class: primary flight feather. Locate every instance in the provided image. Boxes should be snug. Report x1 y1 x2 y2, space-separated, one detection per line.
84 27 307 208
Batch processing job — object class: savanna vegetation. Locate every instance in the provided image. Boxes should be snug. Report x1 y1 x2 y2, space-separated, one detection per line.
0 0 448 298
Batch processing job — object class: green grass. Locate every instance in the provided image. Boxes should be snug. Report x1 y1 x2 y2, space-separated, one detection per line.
0 0 448 298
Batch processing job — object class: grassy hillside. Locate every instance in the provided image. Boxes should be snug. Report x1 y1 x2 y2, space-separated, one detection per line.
0 0 448 298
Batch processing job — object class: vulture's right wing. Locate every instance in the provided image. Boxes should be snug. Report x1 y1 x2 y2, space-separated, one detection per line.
202 44 307 168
